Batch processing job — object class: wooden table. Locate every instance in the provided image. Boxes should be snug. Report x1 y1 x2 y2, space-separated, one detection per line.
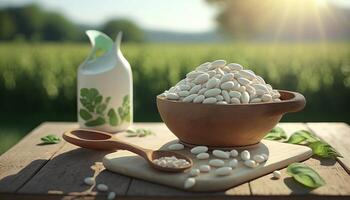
0 122 349 200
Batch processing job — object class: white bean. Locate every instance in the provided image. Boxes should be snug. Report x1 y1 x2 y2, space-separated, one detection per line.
245 85 256 95
107 192 116 200
193 73 209 84
252 84 269 93
253 155 265 163
189 85 201 94
190 146 208 154
97 184 108 192
166 93 179 100
256 76 266 84
237 77 250 86
211 59 226 68
204 88 221 97
241 150 250 160
196 152 210 160
244 160 258 168
206 77 220 89
250 98 262 103
209 159 225 167
241 91 250 104
220 81 235 90
238 86 246 92
203 97 217 104
182 94 198 103
199 165 211 173
189 169 200 177
184 178 196 189
193 95 205 103
216 95 224 101
230 149 238 157
227 63 243 71
222 90 230 102
239 70 256 80
212 150 230 159
215 167 232 176
228 159 238 168
273 170 281 179
207 70 216 78
84 177 95 186
197 87 207 95
217 101 228 105
167 143 184 150
186 71 203 79
179 84 191 91
229 91 241 99
262 94 272 102
220 73 235 83
230 97 241 104
178 90 190 97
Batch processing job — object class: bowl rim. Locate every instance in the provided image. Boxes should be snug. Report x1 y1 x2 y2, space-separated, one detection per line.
156 89 303 106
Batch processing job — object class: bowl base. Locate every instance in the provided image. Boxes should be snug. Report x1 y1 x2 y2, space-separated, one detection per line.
179 140 261 150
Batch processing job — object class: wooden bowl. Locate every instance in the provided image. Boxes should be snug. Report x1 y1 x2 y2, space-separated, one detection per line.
156 90 306 147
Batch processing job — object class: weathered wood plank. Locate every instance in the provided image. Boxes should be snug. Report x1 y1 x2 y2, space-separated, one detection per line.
0 122 77 193
307 122 350 174
249 123 350 196
18 142 131 196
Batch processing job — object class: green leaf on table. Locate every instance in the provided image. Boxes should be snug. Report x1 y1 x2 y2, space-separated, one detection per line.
309 141 343 158
264 126 287 140
41 134 61 144
286 130 319 144
126 128 155 137
85 117 105 126
79 109 92 120
108 108 119 126
287 163 326 188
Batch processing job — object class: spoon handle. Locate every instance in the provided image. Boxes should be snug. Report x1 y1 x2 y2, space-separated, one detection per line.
109 138 150 158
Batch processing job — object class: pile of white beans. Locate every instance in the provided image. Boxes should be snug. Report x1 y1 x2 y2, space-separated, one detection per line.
167 143 281 189
152 156 190 168
160 60 281 104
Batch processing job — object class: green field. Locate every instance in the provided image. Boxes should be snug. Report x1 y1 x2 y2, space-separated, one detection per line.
0 42 350 154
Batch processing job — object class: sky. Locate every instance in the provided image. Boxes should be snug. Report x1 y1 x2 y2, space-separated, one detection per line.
0 0 349 33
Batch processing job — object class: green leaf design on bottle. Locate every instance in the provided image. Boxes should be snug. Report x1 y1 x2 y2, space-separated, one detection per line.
118 95 131 122
79 109 92 120
85 117 106 126
108 108 119 126
79 88 131 127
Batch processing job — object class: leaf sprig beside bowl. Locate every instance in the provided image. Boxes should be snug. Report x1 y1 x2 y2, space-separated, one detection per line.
264 127 342 159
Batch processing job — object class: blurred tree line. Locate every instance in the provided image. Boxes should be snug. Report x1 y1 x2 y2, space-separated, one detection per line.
207 0 350 40
0 4 144 42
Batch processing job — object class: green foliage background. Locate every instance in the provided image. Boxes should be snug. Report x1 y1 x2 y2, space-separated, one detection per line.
0 41 350 154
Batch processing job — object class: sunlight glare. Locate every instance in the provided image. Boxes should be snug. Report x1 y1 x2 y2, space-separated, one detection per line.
314 0 328 7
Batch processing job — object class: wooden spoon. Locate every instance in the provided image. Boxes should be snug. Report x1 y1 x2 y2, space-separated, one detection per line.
63 129 192 172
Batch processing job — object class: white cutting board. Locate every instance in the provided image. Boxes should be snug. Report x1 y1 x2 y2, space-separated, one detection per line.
103 138 312 192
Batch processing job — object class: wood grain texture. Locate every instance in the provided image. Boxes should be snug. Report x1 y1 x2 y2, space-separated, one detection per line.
249 123 350 196
1 122 350 199
18 141 131 196
307 122 350 174
0 122 77 193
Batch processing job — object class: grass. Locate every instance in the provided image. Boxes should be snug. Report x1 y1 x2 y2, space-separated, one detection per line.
0 41 349 155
